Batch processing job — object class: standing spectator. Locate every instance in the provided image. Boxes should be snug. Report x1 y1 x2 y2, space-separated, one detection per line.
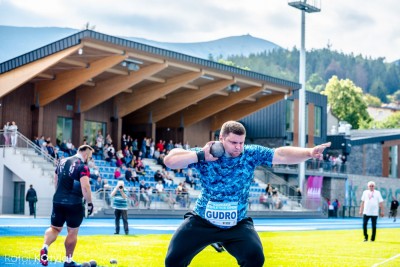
131 138 139 157
359 181 384 242
110 180 129 235
389 196 399 222
25 184 37 216
3 122 10 146
333 199 340 218
114 167 121 179
296 188 302 207
8 121 18 147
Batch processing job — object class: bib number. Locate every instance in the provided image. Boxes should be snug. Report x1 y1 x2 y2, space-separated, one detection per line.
205 201 238 227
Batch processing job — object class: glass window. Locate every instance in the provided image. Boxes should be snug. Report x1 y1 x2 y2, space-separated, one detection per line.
56 117 73 144
314 106 322 137
84 121 106 146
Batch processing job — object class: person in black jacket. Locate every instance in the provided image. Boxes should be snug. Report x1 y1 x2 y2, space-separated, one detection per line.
26 184 37 215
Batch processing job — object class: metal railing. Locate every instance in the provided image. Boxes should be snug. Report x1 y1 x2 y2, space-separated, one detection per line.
0 130 57 166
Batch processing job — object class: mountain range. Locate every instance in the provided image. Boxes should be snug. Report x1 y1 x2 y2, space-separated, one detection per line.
0 26 280 63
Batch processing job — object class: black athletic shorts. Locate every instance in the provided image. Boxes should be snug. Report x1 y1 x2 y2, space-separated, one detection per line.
51 203 85 228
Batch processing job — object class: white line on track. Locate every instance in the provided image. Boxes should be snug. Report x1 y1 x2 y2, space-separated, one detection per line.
372 253 400 267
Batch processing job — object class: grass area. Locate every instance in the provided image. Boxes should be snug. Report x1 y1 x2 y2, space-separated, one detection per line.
1 229 399 266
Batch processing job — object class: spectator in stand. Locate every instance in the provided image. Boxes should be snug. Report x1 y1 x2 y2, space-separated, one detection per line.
122 145 133 166
146 186 153 208
107 144 116 161
114 167 121 179
3 122 10 146
139 187 150 208
47 142 56 158
166 140 174 152
139 180 147 191
183 141 190 150
156 140 165 153
94 177 103 192
135 157 145 175
161 167 174 186
150 139 155 158
140 137 147 158
101 179 111 206
153 147 161 161
145 138 151 158
154 170 165 184
158 153 167 168
96 130 104 151
41 142 48 155
124 166 133 184
105 134 113 146
131 138 139 157
155 180 164 195
175 142 183 149
121 134 128 150
59 140 69 156
184 169 195 188
115 150 124 167
66 139 76 155
9 121 18 147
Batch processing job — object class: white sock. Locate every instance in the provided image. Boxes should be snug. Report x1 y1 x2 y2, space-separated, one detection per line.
42 244 48 250
65 255 73 263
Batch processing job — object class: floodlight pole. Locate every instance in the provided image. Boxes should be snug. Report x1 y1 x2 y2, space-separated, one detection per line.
298 9 306 193
288 0 321 192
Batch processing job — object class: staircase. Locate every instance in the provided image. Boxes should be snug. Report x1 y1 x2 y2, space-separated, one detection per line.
0 131 56 216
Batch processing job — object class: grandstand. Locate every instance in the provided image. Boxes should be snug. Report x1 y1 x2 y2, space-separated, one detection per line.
0 131 326 219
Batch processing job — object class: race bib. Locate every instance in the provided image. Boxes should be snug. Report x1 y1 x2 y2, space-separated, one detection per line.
205 201 238 227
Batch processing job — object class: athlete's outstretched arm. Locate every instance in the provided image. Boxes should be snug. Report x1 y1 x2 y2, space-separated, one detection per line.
272 142 331 165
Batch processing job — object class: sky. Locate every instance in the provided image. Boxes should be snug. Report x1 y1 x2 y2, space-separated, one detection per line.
0 0 399 62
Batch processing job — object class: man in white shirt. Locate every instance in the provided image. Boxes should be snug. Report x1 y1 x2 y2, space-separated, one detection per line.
359 181 384 242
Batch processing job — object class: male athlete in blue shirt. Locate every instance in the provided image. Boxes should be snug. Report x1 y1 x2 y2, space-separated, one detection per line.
164 121 330 267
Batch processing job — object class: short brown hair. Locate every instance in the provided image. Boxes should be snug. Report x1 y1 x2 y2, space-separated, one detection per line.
220 121 246 137
78 144 94 152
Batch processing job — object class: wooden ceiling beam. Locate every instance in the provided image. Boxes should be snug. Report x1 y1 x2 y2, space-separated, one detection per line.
158 86 263 128
117 71 203 118
76 62 168 112
36 54 127 106
130 79 235 124
0 45 81 98
210 94 284 131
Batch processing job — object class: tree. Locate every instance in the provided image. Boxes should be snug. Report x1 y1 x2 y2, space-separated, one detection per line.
321 76 371 129
376 112 400 129
363 94 382 107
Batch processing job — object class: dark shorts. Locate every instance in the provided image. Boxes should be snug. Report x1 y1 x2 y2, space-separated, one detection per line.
51 203 85 228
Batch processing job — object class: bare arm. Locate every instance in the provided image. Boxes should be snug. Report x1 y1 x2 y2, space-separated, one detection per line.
379 202 384 217
272 142 331 165
80 176 92 204
359 201 364 215
164 142 218 169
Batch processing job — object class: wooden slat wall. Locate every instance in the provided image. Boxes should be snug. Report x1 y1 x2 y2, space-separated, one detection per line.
1 83 34 139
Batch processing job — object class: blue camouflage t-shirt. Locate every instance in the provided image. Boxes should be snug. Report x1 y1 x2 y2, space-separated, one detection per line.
188 144 274 228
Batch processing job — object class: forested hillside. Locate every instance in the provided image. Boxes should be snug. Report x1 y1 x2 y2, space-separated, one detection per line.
226 47 400 103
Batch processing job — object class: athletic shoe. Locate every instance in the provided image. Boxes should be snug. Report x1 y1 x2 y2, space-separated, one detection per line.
40 247 48 266
64 261 82 267
363 239 368 242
